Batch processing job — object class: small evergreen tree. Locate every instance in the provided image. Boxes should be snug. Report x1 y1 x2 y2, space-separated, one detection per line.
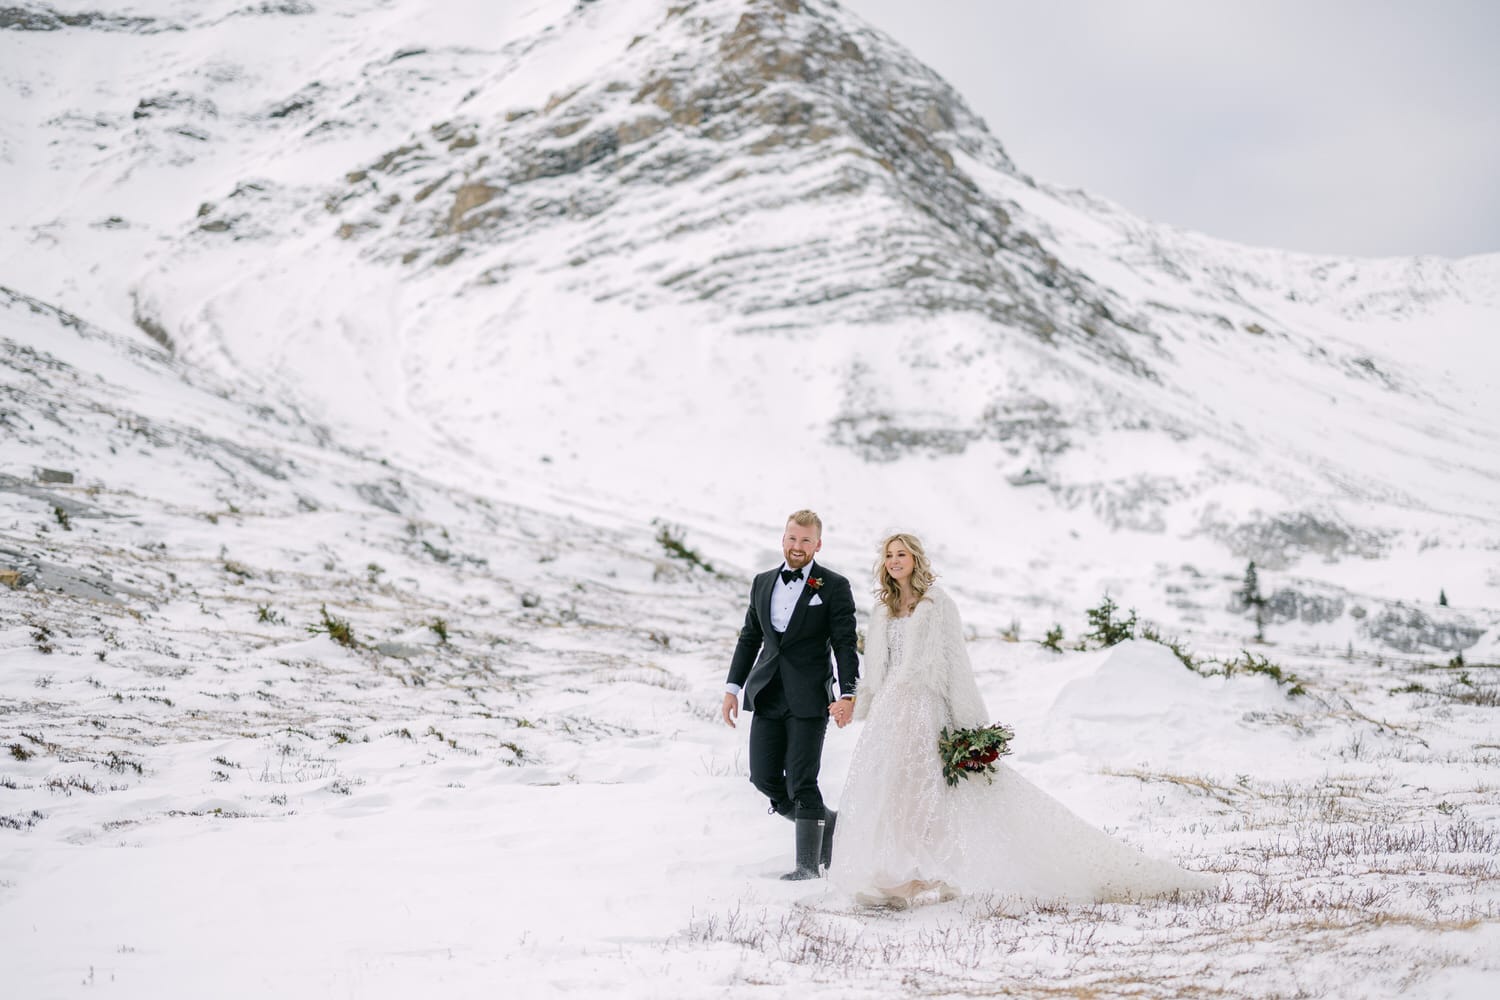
1439 589 1448 607
1084 596 1137 648
1240 561 1260 603
1041 625 1064 652
1239 560 1267 642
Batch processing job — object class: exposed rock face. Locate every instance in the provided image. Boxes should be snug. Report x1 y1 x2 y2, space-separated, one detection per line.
312 0 1153 377
1217 581 1490 653
829 415 973 463
0 286 305 503
1215 511 1388 570
829 387 1074 464
0 541 153 604
0 474 110 519
0 5 163 32
1261 587 1346 625
355 480 413 516
1361 605 1486 654
445 183 502 234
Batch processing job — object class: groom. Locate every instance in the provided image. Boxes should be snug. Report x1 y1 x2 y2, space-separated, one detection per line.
721 509 859 880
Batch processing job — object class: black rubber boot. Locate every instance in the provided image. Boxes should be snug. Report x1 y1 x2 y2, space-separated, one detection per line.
780 817 825 880
821 809 837 869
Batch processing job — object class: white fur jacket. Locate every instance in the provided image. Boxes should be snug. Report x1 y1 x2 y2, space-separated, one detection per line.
853 586 990 729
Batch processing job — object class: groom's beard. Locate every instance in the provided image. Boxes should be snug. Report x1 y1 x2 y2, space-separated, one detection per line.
784 549 813 569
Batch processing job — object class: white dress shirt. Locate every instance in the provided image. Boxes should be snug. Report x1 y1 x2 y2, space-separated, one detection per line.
769 561 809 634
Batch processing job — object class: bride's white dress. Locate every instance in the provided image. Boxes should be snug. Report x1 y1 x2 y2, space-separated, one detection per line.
830 587 1213 905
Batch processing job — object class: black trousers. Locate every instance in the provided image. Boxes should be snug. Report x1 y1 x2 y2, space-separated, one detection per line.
747 667 829 820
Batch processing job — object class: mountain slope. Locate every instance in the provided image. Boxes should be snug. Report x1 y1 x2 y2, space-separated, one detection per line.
5 285 1500 999
6 3 1500 996
3 0 1498 631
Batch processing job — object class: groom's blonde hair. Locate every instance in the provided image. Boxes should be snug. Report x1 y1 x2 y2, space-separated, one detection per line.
786 509 822 535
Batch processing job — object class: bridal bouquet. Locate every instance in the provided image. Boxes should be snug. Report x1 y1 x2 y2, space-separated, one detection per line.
938 723 1016 787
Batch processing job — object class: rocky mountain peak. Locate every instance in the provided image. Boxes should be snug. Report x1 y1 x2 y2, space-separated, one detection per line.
181 0 1148 372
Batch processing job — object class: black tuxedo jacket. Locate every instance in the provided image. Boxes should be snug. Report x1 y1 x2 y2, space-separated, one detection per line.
726 561 859 718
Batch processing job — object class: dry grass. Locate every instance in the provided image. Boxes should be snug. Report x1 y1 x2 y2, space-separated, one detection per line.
678 751 1500 998
1103 768 1248 806
679 874 1500 998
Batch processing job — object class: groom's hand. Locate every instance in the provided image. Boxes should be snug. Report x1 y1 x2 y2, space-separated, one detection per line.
721 692 739 728
829 698 854 728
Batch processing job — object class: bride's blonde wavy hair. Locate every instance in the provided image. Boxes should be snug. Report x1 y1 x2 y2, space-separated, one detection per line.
873 532 937 615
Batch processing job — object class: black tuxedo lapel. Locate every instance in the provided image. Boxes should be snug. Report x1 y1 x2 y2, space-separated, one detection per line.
781 562 821 639
757 571 777 645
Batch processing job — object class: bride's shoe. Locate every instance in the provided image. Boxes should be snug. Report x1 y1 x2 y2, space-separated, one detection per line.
854 891 909 910
856 880 958 908
913 883 960 906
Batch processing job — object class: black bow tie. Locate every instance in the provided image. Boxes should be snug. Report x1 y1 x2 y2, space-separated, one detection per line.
780 568 804 585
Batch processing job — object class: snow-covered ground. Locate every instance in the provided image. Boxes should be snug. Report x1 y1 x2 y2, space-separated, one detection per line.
6 269 1500 997
5 0 1500 996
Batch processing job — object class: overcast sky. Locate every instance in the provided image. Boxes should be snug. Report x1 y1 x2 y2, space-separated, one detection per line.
839 0 1499 259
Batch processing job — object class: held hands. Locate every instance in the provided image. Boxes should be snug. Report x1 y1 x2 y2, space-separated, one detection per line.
829 697 854 728
723 693 852 728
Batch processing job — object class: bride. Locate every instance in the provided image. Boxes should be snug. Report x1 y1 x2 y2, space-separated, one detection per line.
829 532 1214 907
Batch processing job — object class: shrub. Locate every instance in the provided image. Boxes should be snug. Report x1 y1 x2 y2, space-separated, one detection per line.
1221 649 1306 696
307 605 357 648
1041 625 1064 652
0 810 45 831
652 519 714 573
1139 623 1200 672
1084 596 1136 648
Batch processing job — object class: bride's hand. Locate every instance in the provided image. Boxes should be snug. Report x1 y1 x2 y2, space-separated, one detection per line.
829 698 854 728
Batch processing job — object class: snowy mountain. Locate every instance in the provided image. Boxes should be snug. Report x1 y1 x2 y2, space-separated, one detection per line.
5 1 1500 996
7 0 1498 629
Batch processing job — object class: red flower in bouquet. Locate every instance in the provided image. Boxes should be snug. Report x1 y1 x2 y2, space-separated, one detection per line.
939 724 1016 786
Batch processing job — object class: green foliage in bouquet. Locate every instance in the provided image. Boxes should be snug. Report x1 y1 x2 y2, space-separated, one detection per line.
938 723 1016 787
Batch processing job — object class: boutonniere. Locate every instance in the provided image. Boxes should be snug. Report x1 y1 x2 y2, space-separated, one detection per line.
807 576 824 591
